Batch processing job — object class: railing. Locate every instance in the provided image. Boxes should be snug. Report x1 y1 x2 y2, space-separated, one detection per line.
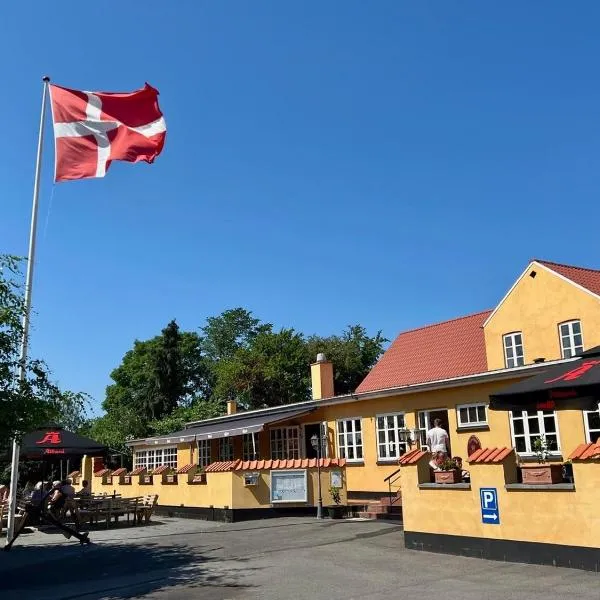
383 468 402 507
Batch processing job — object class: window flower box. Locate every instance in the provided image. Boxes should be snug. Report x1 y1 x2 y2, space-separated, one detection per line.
190 472 207 485
520 464 564 485
140 474 153 485
120 475 132 485
434 470 462 484
164 473 178 485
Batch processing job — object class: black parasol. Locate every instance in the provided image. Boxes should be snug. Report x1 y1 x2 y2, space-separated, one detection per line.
489 347 600 411
20 425 107 460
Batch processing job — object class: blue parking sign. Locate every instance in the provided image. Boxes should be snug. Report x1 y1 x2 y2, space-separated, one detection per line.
480 488 500 525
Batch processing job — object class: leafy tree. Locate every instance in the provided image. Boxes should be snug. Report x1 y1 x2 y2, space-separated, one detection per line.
200 308 271 362
0 255 88 482
306 325 387 395
148 401 225 436
214 328 311 409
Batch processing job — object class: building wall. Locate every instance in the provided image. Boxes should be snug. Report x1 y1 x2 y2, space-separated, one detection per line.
484 266 600 370
401 456 600 549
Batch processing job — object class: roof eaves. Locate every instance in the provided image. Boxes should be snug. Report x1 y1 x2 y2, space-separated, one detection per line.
535 260 600 303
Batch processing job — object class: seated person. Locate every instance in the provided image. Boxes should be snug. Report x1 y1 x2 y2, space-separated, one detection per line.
76 480 91 497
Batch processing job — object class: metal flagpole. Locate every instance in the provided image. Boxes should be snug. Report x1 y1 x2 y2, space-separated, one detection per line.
5 76 51 546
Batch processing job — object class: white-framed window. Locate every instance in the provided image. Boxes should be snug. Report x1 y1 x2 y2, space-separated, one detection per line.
337 418 363 462
503 332 524 368
375 413 408 461
559 320 584 358
509 410 561 455
218 437 234 461
243 433 258 461
584 404 600 444
197 439 211 468
417 411 432 447
270 427 300 460
456 403 488 428
134 446 178 471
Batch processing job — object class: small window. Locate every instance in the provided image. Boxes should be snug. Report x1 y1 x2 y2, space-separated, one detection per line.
375 413 408 461
197 439 211 467
243 433 259 461
456 403 488 428
270 427 300 460
503 332 524 368
218 437 234 461
337 418 363 462
584 404 600 444
559 320 584 358
509 410 561 455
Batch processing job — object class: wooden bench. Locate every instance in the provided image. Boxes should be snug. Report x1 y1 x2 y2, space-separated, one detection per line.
136 494 158 525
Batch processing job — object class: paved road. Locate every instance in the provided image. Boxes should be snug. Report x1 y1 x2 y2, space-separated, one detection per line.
1 517 598 599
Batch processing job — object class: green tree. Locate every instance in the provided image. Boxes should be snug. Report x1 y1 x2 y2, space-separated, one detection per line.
0 255 88 482
214 328 311 409
305 325 387 395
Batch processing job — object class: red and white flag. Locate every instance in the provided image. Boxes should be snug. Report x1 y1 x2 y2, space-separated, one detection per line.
49 83 166 182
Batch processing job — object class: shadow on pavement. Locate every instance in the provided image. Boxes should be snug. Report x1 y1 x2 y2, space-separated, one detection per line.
1 540 257 600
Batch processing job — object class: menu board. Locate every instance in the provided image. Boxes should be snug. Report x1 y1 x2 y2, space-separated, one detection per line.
270 470 307 503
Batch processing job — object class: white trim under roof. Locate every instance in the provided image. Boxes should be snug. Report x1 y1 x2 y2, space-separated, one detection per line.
483 260 600 328
126 357 578 447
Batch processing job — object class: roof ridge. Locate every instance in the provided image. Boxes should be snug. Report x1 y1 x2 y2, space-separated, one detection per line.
394 308 493 336
534 258 600 274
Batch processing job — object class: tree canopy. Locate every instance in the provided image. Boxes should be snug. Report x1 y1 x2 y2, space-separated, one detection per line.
87 308 387 453
0 255 88 483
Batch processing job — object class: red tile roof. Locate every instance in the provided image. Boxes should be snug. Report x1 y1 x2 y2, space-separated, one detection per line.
569 443 600 461
398 449 429 465
205 461 239 473
468 447 513 464
94 468 111 477
356 310 492 394
152 465 174 475
129 466 146 476
68 471 81 479
537 260 600 297
111 468 127 477
177 463 197 474
235 458 346 471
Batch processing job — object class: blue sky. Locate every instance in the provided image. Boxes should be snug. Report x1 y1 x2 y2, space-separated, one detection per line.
3 2 600 416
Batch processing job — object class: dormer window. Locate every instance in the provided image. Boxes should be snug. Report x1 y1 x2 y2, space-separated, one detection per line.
559 320 584 358
503 332 524 368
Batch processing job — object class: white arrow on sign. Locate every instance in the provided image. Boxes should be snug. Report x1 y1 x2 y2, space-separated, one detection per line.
483 513 498 521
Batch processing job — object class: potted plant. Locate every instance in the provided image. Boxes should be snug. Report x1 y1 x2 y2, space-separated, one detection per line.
434 457 462 484
327 486 344 519
520 435 563 485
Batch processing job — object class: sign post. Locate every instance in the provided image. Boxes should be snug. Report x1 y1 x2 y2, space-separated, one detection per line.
480 488 500 525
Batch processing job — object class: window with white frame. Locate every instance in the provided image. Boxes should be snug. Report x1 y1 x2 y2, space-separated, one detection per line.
509 410 560 455
337 418 363 461
584 404 600 444
270 427 300 460
197 439 211 467
559 320 584 358
134 446 177 471
457 403 488 428
503 332 524 368
243 433 258 461
218 437 234 461
376 413 408 461
417 411 432 447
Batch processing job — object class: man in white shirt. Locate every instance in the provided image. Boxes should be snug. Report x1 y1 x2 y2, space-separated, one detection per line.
426 418 449 455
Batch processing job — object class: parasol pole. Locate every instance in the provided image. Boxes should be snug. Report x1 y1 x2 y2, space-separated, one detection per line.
6 76 50 546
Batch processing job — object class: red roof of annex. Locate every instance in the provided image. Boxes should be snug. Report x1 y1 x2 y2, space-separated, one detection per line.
356 259 600 395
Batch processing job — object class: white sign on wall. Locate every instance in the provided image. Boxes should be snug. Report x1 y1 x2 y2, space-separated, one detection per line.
330 470 342 488
270 470 307 503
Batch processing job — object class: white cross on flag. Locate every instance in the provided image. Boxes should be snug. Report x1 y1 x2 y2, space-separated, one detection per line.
49 83 166 182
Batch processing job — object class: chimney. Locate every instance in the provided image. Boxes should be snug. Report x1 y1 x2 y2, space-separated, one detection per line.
227 400 237 415
310 353 334 400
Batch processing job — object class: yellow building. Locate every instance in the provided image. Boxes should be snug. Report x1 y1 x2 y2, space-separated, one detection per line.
103 259 600 554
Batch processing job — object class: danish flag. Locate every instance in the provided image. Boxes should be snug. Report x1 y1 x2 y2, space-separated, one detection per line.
49 83 166 182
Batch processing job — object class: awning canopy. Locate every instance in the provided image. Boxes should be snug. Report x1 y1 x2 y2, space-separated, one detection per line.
20 425 107 459
490 347 600 411
150 406 315 445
